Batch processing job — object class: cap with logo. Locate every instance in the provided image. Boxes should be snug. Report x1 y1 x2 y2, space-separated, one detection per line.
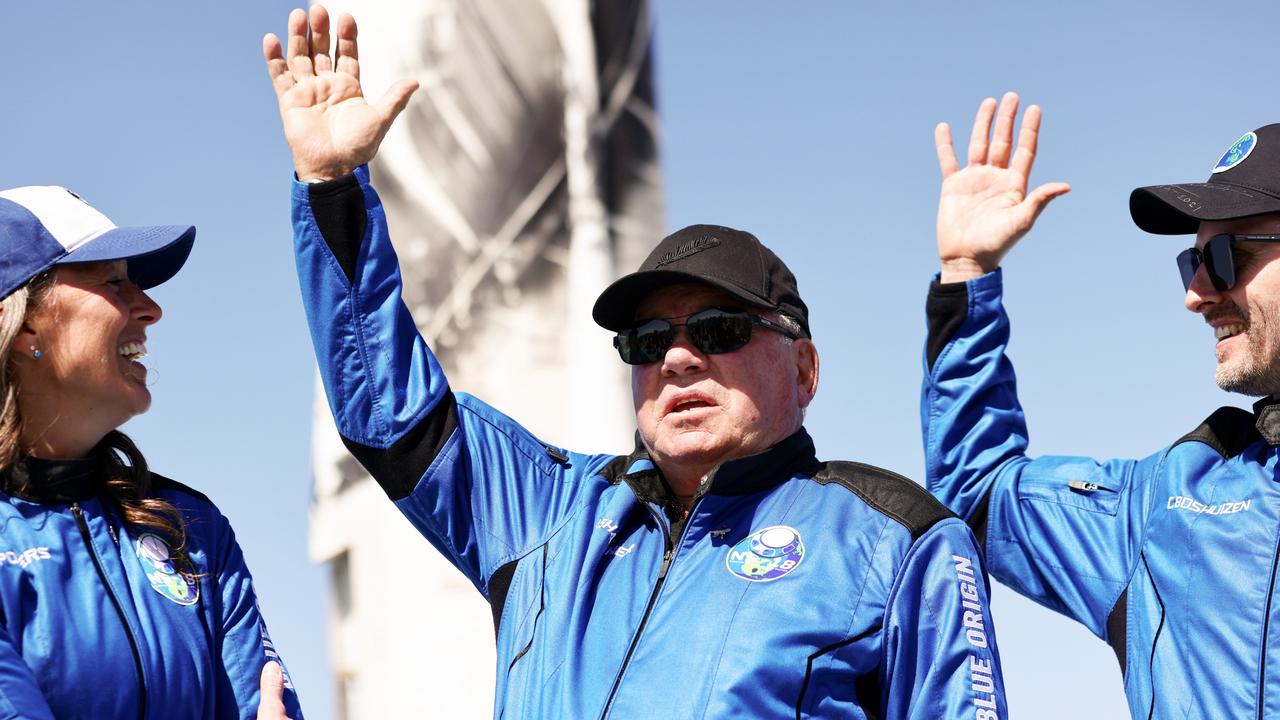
1130 124 1280 235
0 186 196 300
592 224 810 337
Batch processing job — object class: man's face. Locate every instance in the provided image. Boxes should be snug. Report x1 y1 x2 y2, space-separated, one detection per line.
1184 214 1280 396
629 283 818 485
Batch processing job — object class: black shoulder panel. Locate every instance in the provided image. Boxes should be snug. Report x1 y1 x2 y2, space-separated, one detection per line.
307 173 367 284
598 454 634 485
342 391 460 502
811 462 955 540
925 279 970 372
964 490 993 554
149 473 212 506
488 559 519 636
1106 588 1128 678
1173 406 1259 459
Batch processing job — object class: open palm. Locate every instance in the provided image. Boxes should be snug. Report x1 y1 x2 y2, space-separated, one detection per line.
935 94 1070 281
263 6 418 181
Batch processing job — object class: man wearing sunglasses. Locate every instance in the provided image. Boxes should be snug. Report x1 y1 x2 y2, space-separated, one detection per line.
925 92 1280 719
265 7 1006 718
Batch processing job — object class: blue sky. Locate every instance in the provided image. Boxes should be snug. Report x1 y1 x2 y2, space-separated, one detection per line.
4 1 1279 717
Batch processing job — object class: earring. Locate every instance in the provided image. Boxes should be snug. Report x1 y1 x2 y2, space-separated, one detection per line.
29 346 41 359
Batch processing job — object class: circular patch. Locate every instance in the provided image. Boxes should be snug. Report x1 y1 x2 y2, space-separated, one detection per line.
1212 131 1257 174
136 533 199 606
726 525 805 582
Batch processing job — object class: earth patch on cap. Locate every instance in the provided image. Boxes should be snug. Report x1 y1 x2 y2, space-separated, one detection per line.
1212 131 1257 174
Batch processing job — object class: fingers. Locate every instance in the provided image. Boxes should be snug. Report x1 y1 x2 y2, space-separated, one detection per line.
1023 181 1072 225
935 122 960 178
1010 104 1044 179
262 34 294 98
285 8 314 80
1026 181 1071 208
987 92 1019 168
966 97 997 166
376 79 421 126
272 6 346 97
335 13 360 79
256 662 288 720
309 5 332 73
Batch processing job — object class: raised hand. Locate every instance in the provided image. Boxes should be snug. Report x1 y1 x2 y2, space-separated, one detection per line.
935 92 1071 282
263 6 419 181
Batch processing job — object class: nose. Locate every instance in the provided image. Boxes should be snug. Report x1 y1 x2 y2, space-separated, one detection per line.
126 283 163 325
1183 259 1223 314
660 326 707 377
1177 260 1218 311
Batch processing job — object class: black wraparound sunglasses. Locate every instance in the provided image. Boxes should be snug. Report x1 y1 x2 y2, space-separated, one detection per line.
612 307 802 365
1177 233 1280 291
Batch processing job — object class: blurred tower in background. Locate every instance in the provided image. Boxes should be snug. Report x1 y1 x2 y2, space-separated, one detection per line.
305 1 663 717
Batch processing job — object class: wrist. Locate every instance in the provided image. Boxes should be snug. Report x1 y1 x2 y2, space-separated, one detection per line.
292 158 355 184
938 256 994 284
294 169 347 183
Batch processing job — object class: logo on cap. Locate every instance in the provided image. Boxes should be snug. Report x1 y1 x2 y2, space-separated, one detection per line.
655 235 721 267
725 525 805 582
1212 132 1257 174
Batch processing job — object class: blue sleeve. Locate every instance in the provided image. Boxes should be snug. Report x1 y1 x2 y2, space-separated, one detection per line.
881 519 1006 720
209 510 304 720
0 627 54 720
290 168 614 597
921 270 1159 636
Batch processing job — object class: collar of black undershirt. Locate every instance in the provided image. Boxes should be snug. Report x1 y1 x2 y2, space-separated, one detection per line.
620 428 820 535
2 457 101 503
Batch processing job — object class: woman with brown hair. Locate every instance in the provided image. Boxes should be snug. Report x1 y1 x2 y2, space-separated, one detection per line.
0 185 303 719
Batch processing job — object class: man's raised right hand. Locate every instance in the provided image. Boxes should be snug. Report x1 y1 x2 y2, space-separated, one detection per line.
934 92 1071 283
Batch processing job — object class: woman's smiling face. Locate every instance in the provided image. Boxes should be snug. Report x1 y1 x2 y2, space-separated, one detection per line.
15 260 162 455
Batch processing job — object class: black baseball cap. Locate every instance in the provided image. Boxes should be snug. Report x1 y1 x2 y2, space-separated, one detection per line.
1130 124 1280 235
592 224 811 337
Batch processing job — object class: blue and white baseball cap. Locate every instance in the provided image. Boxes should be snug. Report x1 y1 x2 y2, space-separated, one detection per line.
0 186 195 299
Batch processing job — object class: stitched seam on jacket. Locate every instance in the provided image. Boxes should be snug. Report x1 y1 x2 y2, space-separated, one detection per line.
923 275 998 498
482 489 602 584
348 207 390 439
301 199 399 445
885 520 952 720
985 536 1128 585
405 395 558 579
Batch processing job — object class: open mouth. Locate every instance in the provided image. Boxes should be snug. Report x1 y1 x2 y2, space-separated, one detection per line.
665 391 716 415
119 341 148 361
672 399 712 412
1215 323 1245 341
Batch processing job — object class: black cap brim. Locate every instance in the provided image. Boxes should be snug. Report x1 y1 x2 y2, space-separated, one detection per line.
1130 183 1280 235
592 269 776 331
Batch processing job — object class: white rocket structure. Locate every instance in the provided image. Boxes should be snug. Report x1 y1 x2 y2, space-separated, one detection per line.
305 2 662 717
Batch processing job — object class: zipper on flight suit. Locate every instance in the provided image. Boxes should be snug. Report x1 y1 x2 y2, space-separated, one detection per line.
73 502 148 720
599 499 693 719
1259 523 1280 719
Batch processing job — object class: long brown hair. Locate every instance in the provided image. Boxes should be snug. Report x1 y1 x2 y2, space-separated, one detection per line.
0 270 187 549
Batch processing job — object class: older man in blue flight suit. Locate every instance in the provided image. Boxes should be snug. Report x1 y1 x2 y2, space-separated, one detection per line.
258 7 1008 719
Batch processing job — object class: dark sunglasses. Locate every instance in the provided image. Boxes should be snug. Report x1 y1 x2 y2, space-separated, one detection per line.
1177 233 1280 291
612 307 802 365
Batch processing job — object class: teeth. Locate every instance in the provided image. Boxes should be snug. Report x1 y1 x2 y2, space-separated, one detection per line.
119 341 147 361
1215 323 1245 341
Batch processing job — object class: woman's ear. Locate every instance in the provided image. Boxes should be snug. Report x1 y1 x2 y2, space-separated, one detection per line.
13 312 42 365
